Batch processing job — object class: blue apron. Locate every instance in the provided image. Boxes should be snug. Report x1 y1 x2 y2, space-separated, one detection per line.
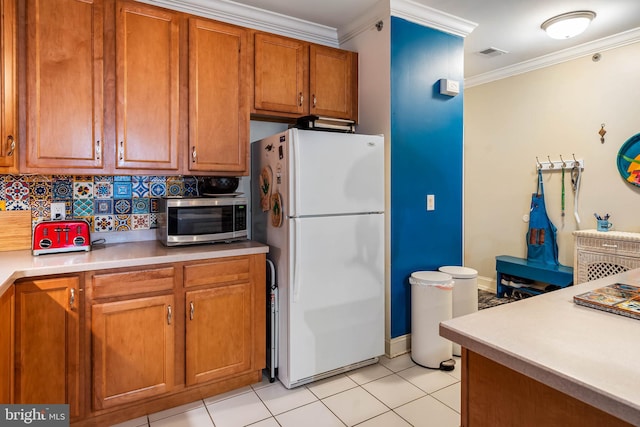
527 170 559 265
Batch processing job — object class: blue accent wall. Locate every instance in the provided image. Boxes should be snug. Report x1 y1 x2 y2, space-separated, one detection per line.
390 17 464 338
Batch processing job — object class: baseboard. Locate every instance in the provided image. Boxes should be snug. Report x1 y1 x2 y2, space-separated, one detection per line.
386 334 411 358
478 275 495 293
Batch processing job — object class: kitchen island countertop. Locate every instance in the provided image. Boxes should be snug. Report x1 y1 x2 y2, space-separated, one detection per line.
0 240 269 297
440 268 640 426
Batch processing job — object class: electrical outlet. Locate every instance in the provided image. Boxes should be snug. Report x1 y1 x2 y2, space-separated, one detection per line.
51 202 66 220
426 194 435 211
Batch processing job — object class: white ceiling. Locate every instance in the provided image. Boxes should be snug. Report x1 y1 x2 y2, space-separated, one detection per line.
147 0 640 83
222 0 640 79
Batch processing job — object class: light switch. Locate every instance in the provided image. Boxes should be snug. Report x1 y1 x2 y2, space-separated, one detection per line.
426 195 435 211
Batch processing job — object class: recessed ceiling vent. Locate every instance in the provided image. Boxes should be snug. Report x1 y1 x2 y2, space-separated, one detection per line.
479 47 509 57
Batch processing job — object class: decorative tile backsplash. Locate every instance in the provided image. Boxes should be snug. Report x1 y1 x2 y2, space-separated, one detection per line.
0 175 199 232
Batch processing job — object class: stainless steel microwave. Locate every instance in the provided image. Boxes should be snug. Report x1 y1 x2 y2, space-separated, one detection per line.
157 197 248 246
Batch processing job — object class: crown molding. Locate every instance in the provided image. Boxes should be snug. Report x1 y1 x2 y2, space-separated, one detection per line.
339 0 390 45
389 0 477 38
465 27 640 88
136 0 339 47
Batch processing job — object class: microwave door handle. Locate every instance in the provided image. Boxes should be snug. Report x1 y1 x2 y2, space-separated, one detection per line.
292 218 301 303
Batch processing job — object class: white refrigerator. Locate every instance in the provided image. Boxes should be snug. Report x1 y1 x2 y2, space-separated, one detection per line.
252 128 385 389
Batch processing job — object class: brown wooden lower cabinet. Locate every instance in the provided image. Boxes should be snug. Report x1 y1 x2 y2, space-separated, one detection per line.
14 276 81 419
91 294 175 410
0 253 266 426
462 348 633 427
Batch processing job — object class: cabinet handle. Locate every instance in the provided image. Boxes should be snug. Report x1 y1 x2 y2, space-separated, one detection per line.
167 305 172 325
119 141 124 161
312 94 317 108
69 288 75 310
602 244 618 248
191 146 196 162
190 301 194 320
95 140 101 160
6 135 15 156
299 92 303 107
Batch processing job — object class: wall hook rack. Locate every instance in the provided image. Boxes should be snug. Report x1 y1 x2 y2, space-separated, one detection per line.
536 155 585 171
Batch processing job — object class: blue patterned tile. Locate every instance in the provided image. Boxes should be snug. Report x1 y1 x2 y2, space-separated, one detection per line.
132 176 150 198
150 182 166 197
149 213 158 229
114 214 132 231
150 198 160 213
53 179 73 200
94 182 113 199
74 182 93 199
166 181 183 196
94 215 114 232
94 199 113 215
150 176 165 183
114 198 132 215
132 198 149 214
29 181 52 200
183 177 198 196
73 199 93 217
94 176 114 183
6 200 29 210
114 175 131 182
113 181 132 199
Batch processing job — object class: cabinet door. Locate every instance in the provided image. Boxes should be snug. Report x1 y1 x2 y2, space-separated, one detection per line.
254 33 308 116
185 283 252 385
0 285 13 403
0 0 16 172
92 294 174 409
188 19 249 174
25 0 104 170
15 277 80 418
309 45 357 120
115 1 179 171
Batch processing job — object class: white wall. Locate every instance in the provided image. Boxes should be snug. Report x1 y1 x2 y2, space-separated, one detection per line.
464 41 640 281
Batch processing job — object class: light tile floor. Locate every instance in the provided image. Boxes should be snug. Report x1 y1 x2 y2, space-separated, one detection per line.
111 353 461 427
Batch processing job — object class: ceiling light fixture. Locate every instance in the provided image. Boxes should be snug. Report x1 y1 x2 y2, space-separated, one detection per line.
541 11 596 40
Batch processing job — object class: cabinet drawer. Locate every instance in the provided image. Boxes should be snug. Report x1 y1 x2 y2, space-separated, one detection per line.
90 266 176 299
184 257 250 288
576 236 640 257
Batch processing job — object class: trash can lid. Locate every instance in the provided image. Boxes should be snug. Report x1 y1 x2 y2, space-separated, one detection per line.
438 266 478 279
409 271 453 288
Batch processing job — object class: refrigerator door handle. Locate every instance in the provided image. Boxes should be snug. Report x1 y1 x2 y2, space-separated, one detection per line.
292 217 301 302
291 137 300 217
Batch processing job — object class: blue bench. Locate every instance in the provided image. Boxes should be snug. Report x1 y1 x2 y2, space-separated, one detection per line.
496 255 574 298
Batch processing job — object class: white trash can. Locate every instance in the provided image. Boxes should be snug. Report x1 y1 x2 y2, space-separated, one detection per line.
439 266 478 356
409 271 455 370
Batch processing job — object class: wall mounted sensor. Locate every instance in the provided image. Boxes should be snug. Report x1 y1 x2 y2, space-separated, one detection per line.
439 79 460 96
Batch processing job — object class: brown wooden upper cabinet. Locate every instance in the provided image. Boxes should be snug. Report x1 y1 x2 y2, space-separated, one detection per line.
115 1 180 171
0 0 17 173
188 19 249 173
253 32 358 121
24 0 104 171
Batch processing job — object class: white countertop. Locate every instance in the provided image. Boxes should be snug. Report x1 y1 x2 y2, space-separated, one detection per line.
0 240 269 297
440 269 640 426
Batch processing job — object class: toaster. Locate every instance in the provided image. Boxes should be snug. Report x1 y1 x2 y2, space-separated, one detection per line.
32 220 91 256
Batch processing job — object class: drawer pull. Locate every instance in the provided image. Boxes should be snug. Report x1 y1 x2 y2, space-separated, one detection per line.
167 305 172 325
190 301 194 320
69 288 76 310
602 244 618 248
6 135 15 156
